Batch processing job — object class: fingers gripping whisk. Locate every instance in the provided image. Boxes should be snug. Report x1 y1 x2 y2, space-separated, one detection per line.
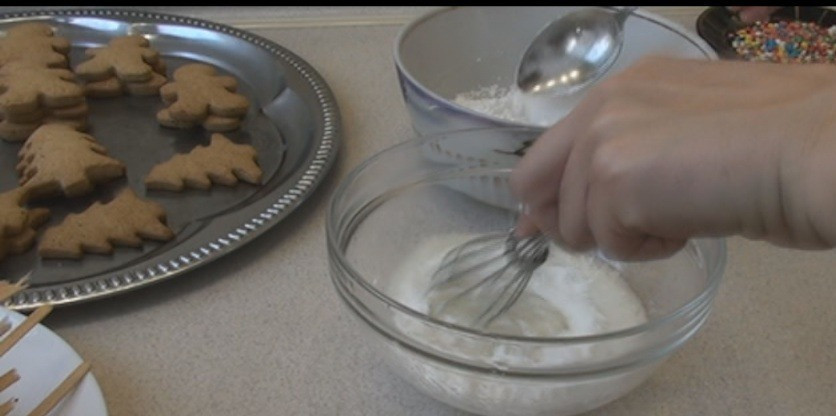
426 231 549 329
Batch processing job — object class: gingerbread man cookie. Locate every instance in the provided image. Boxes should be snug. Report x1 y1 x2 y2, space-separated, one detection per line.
75 35 163 82
0 61 85 116
156 63 249 131
0 22 71 68
75 35 169 97
0 60 89 141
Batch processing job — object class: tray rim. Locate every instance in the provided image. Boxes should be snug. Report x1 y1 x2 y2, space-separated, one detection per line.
0 7 342 311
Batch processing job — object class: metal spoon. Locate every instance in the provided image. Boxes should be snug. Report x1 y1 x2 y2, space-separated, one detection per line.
516 6 638 96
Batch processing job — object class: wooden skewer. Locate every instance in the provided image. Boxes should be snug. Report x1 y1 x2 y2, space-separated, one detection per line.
0 305 52 357
27 361 91 416
0 369 19 391
0 318 10 338
0 278 28 303
0 398 17 416
0 369 20 416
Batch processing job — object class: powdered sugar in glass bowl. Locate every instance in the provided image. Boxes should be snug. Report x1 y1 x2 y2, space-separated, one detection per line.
327 127 726 416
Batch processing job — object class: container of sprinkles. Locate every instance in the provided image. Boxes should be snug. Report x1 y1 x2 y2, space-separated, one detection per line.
731 20 836 63
696 6 836 63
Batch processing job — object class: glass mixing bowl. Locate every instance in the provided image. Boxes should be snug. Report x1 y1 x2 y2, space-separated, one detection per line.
327 127 726 416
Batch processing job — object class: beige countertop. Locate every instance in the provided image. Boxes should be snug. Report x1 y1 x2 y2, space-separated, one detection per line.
2 6 834 416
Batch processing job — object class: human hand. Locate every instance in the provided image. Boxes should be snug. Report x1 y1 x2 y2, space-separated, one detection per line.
727 6 783 23
509 56 836 261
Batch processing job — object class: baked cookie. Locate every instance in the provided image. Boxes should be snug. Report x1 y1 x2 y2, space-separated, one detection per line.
145 133 262 191
0 61 85 116
0 61 89 141
45 101 89 119
75 35 169 98
0 107 44 124
0 188 31 236
156 109 242 132
0 117 41 142
38 188 174 259
84 71 167 98
156 63 249 131
0 213 50 262
75 35 163 82
0 187 49 262
0 22 71 68
0 107 89 143
16 124 125 200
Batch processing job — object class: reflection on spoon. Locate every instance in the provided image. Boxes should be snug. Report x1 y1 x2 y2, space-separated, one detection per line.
517 6 638 96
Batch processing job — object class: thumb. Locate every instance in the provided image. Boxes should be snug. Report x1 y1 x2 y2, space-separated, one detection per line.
513 212 541 238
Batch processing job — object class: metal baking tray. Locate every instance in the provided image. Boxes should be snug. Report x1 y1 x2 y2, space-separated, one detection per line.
0 8 341 310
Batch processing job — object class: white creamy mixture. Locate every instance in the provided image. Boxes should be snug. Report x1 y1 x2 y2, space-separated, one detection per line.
390 233 648 339
384 234 652 415
454 84 583 127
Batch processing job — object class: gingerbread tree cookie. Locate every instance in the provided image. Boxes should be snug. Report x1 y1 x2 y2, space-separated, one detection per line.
0 187 49 262
38 188 175 259
156 63 249 132
145 133 262 191
17 124 125 201
0 22 71 68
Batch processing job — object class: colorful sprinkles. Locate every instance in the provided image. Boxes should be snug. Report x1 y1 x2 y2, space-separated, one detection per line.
729 20 836 63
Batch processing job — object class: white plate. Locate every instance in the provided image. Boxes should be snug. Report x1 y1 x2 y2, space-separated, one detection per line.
0 308 108 416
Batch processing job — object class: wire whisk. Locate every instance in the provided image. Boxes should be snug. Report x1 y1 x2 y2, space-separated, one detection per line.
426 230 549 330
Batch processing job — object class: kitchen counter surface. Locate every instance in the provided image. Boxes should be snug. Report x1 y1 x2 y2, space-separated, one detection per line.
2 6 834 416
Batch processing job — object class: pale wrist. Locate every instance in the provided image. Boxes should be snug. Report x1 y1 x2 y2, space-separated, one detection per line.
788 106 836 248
